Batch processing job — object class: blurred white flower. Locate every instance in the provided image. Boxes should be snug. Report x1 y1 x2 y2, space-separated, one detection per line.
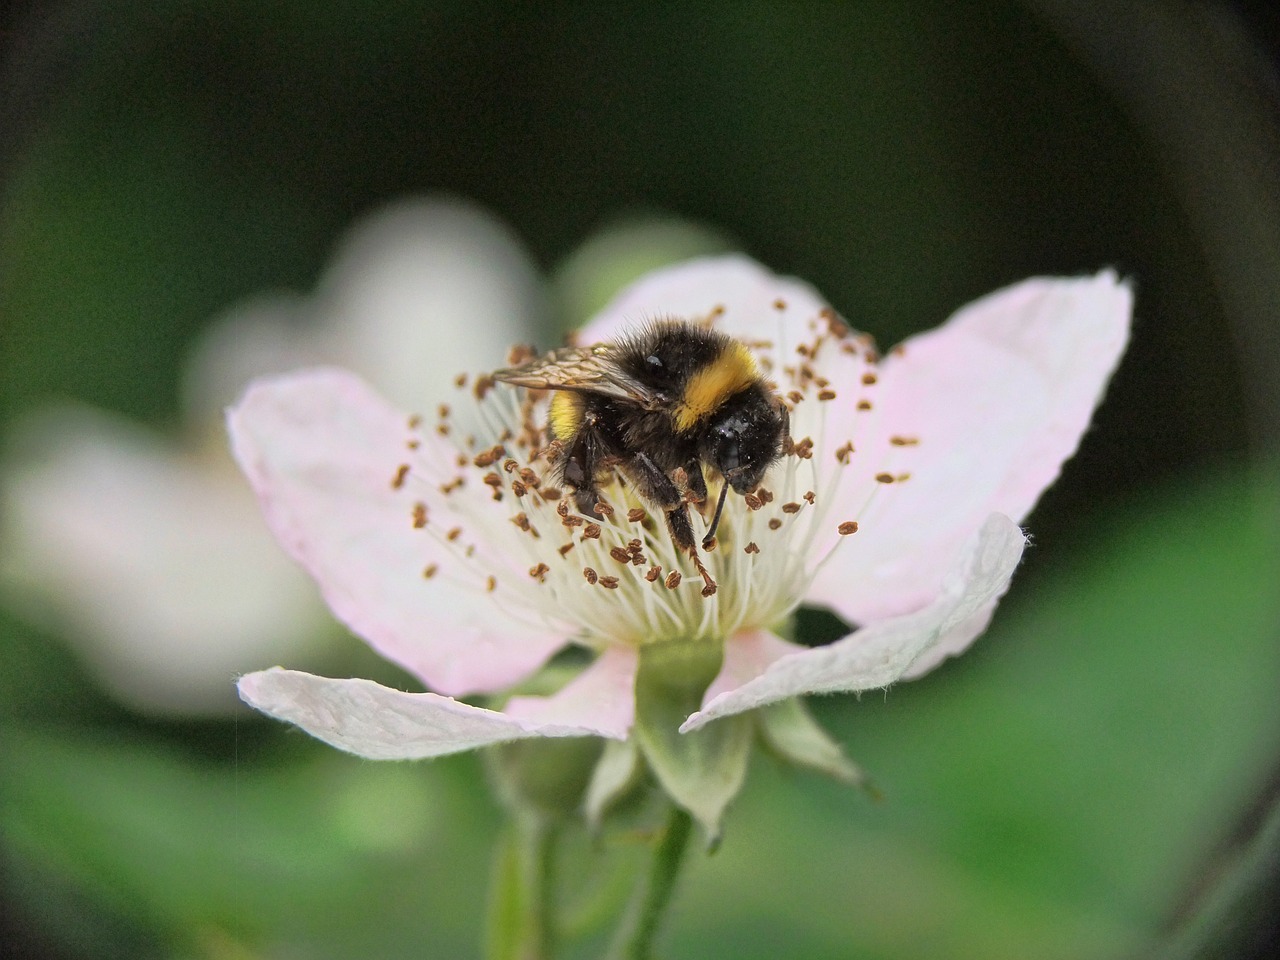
0 198 542 715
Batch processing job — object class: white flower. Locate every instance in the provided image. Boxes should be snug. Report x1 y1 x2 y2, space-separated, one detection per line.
0 199 540 714
232 257 1131 794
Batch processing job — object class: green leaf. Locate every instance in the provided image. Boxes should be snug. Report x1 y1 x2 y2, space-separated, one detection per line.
632 640 752 844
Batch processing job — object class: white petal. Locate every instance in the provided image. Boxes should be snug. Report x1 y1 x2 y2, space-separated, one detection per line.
580 255 833 348
503 646 638 740
681 514 1026 731
227 368 568 697
809 272 1131 624
0 407 331 714
238 668 612 760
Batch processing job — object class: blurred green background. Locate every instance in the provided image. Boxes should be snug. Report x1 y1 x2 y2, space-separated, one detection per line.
2 1 1278 958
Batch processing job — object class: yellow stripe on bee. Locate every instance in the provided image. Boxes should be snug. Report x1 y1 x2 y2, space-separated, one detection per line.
675 341 759 431
549 391 584 440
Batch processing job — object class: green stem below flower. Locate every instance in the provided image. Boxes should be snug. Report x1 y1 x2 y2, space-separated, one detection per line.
485 814 559 960
603 805 695 960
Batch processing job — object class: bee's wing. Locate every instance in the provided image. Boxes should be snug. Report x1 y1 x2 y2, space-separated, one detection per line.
493 345 659 407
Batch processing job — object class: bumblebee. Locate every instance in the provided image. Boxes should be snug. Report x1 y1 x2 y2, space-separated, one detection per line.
493 319 790 554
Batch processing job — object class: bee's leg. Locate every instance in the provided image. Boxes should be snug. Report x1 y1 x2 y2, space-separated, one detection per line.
561 448 602 519
559 417 609 519
621 452 696 554
683 461 708 505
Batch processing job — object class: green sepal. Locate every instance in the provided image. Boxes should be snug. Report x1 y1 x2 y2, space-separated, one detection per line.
756 698 876 794
585 738 645 830
487 736 604 822
632 639 752 845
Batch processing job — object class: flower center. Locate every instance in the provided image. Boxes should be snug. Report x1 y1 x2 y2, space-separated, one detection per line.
387 305 916 650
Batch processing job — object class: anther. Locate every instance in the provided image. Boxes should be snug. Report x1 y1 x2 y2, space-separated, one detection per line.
838 521 859 535
391 464 410 490
422 563 438 579
583 567 598 584
474 445 506 468
599 576 620 590
529 563 550 582
411 503 428 528
744 542 760 554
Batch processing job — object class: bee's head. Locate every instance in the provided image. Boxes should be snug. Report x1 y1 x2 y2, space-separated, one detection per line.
703 388 790 495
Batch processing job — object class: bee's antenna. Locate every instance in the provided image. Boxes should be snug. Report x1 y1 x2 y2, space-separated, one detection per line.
701 483 730 550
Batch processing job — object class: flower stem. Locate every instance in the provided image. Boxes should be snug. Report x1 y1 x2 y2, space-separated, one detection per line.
604 805 695 960
485 814 560 960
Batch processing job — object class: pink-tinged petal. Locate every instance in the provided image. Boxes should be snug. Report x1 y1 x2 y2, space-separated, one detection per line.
227 368 567 696
238 668 609 760
0 406 332 715
701 628 806 705
809 272 1130 624
682 514 1026 731
503 646 638 740
580 255 832 349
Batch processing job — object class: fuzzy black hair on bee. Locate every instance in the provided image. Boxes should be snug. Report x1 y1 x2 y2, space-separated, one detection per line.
493 319 790 555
